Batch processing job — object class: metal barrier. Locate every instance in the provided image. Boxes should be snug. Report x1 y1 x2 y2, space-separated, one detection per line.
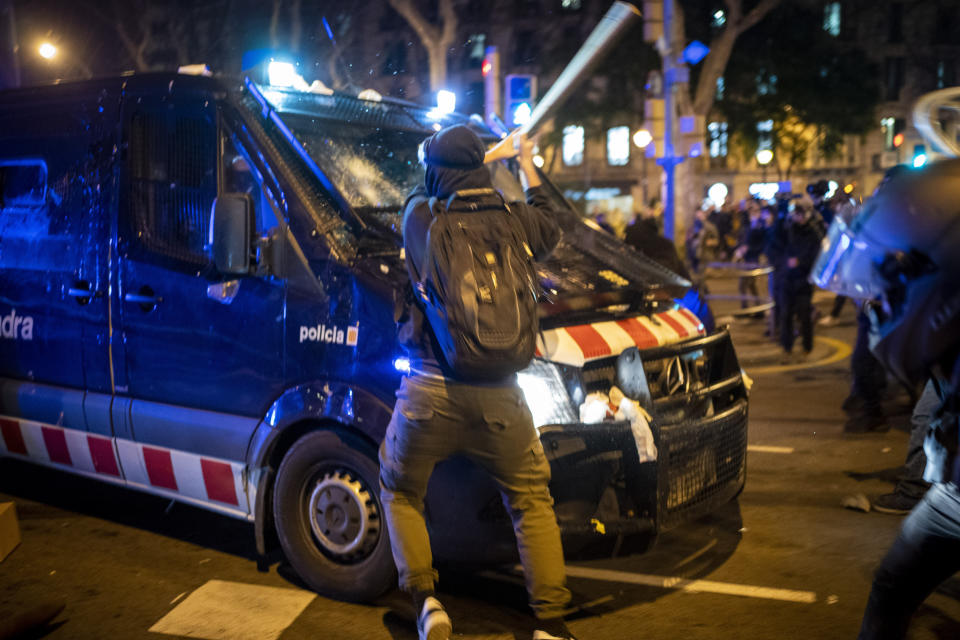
700 261 775 319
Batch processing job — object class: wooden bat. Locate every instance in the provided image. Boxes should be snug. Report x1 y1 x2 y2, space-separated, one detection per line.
486 1 641 159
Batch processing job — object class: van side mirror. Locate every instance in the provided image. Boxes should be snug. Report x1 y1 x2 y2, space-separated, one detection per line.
210 193 253 274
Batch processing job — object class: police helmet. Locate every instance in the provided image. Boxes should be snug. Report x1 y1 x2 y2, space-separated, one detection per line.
811 158 960 384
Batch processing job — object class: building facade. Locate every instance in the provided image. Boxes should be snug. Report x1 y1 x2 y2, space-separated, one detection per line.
349 0 960 230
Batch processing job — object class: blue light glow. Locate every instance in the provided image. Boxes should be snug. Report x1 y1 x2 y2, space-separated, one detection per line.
512 102 532 126
436 90 456 115
268 61 298 87
682 40 710 65
393 357 411 373
913 154 927 168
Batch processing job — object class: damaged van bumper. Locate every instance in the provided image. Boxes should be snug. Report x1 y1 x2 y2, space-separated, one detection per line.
428 329 748 564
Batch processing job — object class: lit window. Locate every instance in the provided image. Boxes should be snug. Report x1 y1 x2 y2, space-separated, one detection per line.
716 76 725 100
823 2 841 36
881 116 895 150
757 73 777 96
757 119 773 151
712 9 726 28
606 126 630 166
936 60 955 89
708 121 728 157
563 125 584 166
468 34 486 61
561 0 582 9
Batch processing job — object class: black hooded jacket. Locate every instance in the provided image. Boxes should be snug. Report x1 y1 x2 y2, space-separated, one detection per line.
398 128 561 377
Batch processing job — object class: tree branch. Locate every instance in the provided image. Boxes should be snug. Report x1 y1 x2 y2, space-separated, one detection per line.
386 0 440 46
104 0 149 71
438 0 457 48
737 0 781 35
690 0 782 116
290 0 302 52
270 0 282 49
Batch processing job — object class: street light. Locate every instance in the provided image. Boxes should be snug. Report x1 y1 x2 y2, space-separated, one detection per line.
633 129 652 149
756 148 773 183
38 42 57 60
35 40 92 79
633 128 652 206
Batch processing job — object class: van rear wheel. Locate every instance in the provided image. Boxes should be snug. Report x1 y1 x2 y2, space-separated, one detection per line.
273 430 395 602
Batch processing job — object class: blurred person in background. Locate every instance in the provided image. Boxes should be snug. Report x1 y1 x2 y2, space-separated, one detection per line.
685 204 721 274
773 200 824 362
734 199 768 316
624 208 691 281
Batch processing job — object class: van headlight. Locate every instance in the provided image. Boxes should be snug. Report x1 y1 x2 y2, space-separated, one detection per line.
517 360 577 428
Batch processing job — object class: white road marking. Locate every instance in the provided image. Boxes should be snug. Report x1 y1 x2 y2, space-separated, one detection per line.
562 566 817 604
149 580 315 640
748 445 795 454
673 538 718 569
169 592 187 606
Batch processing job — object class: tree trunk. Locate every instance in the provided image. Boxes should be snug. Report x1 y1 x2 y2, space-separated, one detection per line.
427 46 447 94
290 0 302 52
670 0 782 246
387 0 457 93
269 0 282 49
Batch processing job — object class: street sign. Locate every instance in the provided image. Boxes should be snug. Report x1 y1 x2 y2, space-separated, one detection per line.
682 40 710 65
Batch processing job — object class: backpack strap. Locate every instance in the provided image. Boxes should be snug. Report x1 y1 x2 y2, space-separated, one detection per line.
428 188 508 216
445 188 496 210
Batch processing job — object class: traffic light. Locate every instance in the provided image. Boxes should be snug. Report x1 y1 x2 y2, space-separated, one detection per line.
483 46 500 127
912 144 928 168
505 74 537 127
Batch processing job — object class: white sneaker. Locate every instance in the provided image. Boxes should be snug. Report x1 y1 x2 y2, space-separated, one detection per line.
533 620 578 640
417 596 452 640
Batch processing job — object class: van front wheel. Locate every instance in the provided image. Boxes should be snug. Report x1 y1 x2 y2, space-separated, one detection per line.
273 430 395 602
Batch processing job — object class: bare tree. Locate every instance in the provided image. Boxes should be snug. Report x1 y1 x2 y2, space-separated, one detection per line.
85 0 233 72
675 0 782 118
671 0 782 240
385 0 457 92
270 0 303 52
270 0 282 49
317 7 360 91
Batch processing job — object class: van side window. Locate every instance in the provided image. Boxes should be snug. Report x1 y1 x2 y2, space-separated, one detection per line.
126 108 217 265
0 160 47 211
219 130 278 232
0 100 106 271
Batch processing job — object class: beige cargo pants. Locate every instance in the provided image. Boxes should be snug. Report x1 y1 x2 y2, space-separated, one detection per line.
379 373 571 619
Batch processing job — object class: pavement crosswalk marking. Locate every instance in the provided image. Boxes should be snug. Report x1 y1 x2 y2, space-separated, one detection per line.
561 566 818 604
748 445 795 453
149 579 315 640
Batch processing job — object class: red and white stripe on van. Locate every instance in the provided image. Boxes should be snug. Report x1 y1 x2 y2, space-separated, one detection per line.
535 308 705 367
0 417 250 519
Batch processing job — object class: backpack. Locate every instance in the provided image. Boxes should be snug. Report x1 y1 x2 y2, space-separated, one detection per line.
409 188 540 382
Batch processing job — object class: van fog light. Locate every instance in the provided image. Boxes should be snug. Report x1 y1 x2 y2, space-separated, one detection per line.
516 360 577 428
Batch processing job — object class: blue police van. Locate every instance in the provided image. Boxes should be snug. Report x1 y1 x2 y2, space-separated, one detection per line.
0 72 748 601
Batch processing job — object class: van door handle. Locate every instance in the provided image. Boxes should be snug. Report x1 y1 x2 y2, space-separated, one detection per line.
67 280 98 305
124 286 162 312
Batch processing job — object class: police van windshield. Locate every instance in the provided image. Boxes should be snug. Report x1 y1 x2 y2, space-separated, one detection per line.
276 111 532 234
281 113 424 210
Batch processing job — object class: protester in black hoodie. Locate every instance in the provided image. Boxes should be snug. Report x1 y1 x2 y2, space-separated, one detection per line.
381 125 577 640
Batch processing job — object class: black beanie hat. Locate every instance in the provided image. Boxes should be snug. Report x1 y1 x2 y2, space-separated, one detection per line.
420 125 485 170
